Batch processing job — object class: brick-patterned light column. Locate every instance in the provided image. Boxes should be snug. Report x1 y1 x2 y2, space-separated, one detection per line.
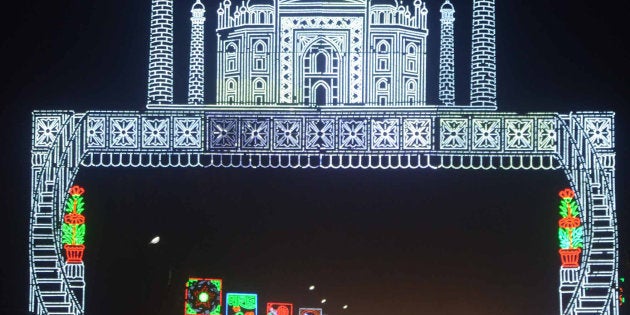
147 0 174 105
470 0 496 107
188 0 206 105
439 0 455 106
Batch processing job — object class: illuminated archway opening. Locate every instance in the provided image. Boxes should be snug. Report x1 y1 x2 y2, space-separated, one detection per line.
78 167 566 315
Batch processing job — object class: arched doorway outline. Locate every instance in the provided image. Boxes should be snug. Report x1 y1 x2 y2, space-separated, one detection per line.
312 81 331 106
299 36 344 106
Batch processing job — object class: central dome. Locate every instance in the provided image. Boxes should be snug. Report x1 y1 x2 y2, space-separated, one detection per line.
278 0 368 9
278 0 366 4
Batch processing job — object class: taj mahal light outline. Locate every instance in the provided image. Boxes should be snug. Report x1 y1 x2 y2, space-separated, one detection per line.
29 1 619 315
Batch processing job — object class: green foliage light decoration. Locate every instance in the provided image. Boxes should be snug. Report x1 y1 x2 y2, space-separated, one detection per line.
557 188 583 268
62 185 86 263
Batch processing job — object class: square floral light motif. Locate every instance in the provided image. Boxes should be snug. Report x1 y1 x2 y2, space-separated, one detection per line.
371 119 399 150
209 118 238 149
440 118 468 150
86 117 106 148
174 117 202 149
274 119 302 150
34 116 61 148
306 119 335 150
110 117 138 148
505 119 533 150
584 117 613 149
537 119 557 151
241 119 270 149
403 118 431 150
472 119 501 150
142 118 169 148
339 119 368 150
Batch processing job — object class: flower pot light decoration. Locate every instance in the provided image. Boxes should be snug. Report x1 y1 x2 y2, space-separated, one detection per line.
62 185 86 263
557 188 583 268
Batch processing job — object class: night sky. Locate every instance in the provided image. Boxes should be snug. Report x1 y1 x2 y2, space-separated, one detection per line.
1 1 629 315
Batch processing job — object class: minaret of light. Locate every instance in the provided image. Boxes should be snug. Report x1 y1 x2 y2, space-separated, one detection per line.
147 0 174 105
188 0 206 105
439 0 455 106
470 0 496 107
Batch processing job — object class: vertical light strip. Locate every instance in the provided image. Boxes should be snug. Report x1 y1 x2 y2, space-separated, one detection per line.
470 0 496 107
439 0 455 106
188 0 206 105
148 0 174 105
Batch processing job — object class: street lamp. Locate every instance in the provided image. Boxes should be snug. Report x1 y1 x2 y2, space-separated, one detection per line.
149 235 160 245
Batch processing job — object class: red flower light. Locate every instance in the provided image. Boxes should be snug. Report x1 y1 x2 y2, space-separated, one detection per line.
559 217 581 229
64 212 85 225
558 188 575 199
69 185 85 196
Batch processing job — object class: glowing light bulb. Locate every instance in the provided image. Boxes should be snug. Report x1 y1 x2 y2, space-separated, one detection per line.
321 299 326 304
342 305 348 309
199 292 209 302
308 285 315 291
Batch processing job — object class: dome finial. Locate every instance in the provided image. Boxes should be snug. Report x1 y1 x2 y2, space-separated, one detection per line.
192 0 205 11
441 0 454 11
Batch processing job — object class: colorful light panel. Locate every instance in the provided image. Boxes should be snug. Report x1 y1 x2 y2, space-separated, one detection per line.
266 302 293 315
185 278 223 315
298 308 322 315
226 293 257 315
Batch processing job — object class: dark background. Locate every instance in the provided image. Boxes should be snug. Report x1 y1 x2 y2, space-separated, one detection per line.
1 0 629 314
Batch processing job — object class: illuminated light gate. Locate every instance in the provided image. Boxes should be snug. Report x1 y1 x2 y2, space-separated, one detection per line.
28 0 619 315
29 109 619 314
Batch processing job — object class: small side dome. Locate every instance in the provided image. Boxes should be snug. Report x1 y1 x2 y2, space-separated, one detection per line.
441 0 454 11
192 0 205 10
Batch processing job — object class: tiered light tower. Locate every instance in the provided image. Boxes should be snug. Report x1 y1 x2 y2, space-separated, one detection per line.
470 0 496 107
439 0 456 106
147 0 174 105
188 0 206 105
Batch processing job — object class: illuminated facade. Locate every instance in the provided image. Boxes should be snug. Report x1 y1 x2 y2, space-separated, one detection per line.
216 0 428 106
28 0 620 315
